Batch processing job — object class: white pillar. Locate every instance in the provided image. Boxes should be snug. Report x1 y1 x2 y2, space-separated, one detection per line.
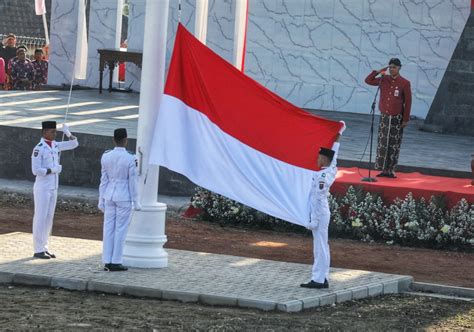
232 0 248 71
123 0 169 268
194 0 209 44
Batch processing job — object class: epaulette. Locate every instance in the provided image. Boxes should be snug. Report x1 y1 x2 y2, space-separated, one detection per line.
127 151 135 156
103 149 111 154
37 143 43 147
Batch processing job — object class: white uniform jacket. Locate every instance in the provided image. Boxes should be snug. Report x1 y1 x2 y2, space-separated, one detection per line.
31 137 79 191
309 142 340 227
99 147 138 203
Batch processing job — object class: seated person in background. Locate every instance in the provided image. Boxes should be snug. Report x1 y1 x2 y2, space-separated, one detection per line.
32 48 48 90
10 47 33 90
0 57 5 89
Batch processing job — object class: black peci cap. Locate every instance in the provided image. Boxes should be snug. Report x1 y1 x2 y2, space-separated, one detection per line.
42 121 56 129
114 128 127 140
319 147 335 160
16 46 27 54
389 58 402 67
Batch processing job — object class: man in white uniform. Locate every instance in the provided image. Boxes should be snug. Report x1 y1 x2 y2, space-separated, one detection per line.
31 121 78 259
301 122 345 289
98 128 140 272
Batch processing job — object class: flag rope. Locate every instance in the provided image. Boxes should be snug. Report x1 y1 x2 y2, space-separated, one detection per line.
60 0 88 145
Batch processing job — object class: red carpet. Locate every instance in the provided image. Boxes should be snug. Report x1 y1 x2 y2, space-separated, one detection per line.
332 167 474 208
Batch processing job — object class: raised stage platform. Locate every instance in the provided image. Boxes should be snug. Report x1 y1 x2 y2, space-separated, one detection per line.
0 89 472 197
334 167 473 207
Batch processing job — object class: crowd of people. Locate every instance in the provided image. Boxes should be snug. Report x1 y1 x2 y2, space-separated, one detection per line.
0 33 48 90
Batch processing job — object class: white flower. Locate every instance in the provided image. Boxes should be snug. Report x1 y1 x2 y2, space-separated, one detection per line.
351 218 362 228
441 225 450 234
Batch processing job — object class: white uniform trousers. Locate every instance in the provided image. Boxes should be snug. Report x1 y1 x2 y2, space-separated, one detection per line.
311 213 330 283
102 200 132 264
32 189 58 253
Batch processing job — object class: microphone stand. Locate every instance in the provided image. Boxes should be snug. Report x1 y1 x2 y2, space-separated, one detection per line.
362 74 384 183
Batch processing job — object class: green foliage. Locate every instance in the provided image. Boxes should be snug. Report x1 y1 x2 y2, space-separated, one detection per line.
191 186 474 251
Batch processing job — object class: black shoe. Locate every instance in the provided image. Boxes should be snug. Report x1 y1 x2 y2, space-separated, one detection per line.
45 251 56 258
376 172 389 177
387 172 397 178
104 263 112 271
33 252 50 259
300 280 329 289
109 264 128 272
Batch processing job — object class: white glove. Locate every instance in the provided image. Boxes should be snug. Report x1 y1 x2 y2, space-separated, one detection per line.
307 220 318 230
338 121 346 135
62 124 72 138
133 201 142 211
98 201 105 213
51 165 62 174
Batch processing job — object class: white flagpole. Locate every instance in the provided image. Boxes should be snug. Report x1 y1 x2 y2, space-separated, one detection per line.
74 0 88 80
123 0 169 268
42 13 50 45
194 0 209 44
232 0 248 71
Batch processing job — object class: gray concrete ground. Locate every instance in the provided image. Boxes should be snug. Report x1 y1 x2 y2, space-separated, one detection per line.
0 89 472 174
0 232 413 312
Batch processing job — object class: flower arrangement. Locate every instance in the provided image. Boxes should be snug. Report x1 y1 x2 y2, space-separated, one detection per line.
191 186 473 251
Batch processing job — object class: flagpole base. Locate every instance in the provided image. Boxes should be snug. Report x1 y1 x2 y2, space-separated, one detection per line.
361 177 378 183
123 203 168 268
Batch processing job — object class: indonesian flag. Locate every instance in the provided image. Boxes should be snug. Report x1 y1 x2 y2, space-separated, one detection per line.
150 24 343 227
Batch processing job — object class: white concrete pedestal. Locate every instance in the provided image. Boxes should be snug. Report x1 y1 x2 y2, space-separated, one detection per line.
123 203 168 268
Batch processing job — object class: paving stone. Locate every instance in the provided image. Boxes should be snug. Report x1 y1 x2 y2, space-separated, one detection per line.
123 286 163 298
410 282 474 299
13 273 51 286
0 272 14 284
277 300 303 312
200 294 238 306
237 298 277 311
301 296 321 309
162 290 200 303
335 290 353 303
88 281 124 294
383 280 399 294
51 277 87 291
319 294 336 306
368 283 384 297
398 276 414 292
0 232 413 312
352 286 369 300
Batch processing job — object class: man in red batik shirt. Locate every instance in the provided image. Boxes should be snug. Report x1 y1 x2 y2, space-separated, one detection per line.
365 58 412 178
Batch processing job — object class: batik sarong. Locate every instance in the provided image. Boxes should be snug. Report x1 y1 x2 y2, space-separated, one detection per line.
375 113 403 171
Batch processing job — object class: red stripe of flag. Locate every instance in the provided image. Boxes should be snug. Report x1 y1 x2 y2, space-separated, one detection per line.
164 24 343 171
